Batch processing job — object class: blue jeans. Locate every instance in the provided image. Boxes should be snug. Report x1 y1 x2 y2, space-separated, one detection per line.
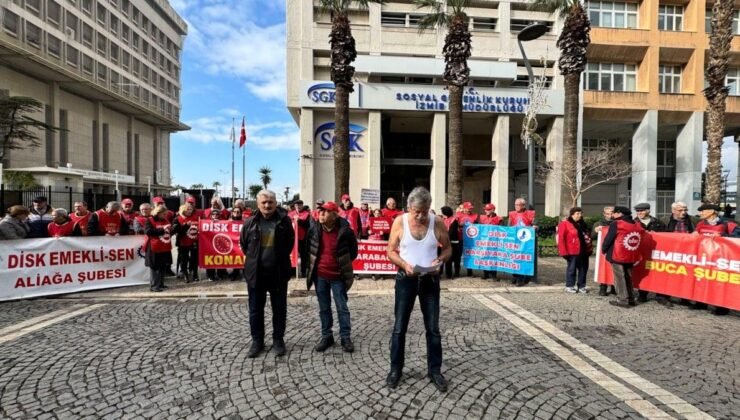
565 254 589 289
315 277 351 339
390 270 442 375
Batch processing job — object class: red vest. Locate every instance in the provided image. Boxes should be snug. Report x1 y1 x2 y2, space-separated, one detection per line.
340 207 361 236
70 212 91 236
382 208 403 220
48 221 75 237
508 210 535 227
96 210 123 235
202 208 228 220
359 209 371 235
289 209 311 240
120 210 139 232
148 218 173 253
611 220 643 264
457 213 479 238
134 215 149 234
695 220 738 237
311 209 321 221
177 214 200 247
479 214 503 225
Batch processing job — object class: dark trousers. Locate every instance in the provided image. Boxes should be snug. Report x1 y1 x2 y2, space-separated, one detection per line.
443 242 462 279
298 239 309 276
248 279 288 341
177 246 198 276
565 254 589 289
612 263 635 304
206 268 228 279
390 270 442 375
149 268 164 290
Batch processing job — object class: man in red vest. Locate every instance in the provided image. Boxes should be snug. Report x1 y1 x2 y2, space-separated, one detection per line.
89 201 129 236
359 202 371 238
693 203 737 315
601 206 643 308
152 196 175 222
381 197 404 220
289 200 311 277
339 194 362 239
70 201 92 236
508 198 536 286
48 208 76 237
120 198 139 233
479 203 502 279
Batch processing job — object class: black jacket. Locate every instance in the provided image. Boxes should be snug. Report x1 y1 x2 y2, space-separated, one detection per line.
661 215 695 233
306 217 358 291
634 215 665 232
239 209 295 288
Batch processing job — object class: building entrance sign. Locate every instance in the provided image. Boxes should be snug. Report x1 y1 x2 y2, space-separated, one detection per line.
313 122 367 160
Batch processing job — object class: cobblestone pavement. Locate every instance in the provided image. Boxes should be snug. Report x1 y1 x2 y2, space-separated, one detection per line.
0 285 737 419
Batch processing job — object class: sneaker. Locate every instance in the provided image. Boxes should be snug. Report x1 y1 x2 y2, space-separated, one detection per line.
314 335 334 352
577 287 589 294
565 287 577 293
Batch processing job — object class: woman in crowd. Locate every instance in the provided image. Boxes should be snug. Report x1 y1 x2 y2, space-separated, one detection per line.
228 206 245 281
557 207 593 294
173 204 200 283
0 205 31 240
145 206 173 292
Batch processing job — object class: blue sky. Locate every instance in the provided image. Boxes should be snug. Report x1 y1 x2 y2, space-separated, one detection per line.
169 0 298 198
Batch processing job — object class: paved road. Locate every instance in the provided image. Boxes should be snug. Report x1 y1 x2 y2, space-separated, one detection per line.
0 289 737 419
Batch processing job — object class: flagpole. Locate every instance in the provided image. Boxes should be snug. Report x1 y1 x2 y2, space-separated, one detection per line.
231 117 235 202
242 117 246 200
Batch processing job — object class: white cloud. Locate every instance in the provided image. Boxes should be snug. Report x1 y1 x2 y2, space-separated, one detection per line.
174 111 299 151
178 1 286 101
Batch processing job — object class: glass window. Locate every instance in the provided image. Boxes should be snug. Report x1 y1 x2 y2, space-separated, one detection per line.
110 15 118 34
658 5 683 31
110 43 119 62
82 22 93 46
380 12 405 26
132 32 139 50
657 140 675 178
97 3 107 25
121 0 129 16
659 64 681 93
586 1 638 29
472 17 497 31
585 62 638 91
82 54 93 74
2 9 19 36
121 50 130 69
132 57 139 74
26 22 41 47
66 44 78 67
81 0 91 15
97 34 107 55
121 24 129 44
726 68 740 96
65 11 78 38
97 62 107 82
26 0 41 15
706 9 740 34
511 19 553 33
47 0 62 25
47 34 61 57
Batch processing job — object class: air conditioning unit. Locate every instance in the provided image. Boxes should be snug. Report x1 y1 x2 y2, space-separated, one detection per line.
65 28 75 38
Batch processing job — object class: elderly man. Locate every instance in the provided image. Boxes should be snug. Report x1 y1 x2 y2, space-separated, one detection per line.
633 203 666 304
382 197 404 220
239 190 295 357
306 201 358 353
593 206 616 296
28 196 53 238
339 194 362 238
89 201 129 236
602 206 643 308
120 198 139 233
661 201 694 233
509 198 535 286
386 187 452 392
48 208 76 237
70 201 92 236
134 203 153 234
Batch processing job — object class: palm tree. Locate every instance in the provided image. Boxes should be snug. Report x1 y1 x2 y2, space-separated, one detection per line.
190 183 204 189
249 184 264 200
318 0 385 202
704 0 734 204
258 166 272 189
415 0 472 206
212 181 221 189
531 0 590 215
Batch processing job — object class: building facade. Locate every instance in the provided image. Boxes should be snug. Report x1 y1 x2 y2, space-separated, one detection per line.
0 0 187 195
287 0 740 217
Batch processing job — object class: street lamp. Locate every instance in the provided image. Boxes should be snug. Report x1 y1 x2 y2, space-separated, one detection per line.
114 170 120 201
517 22 549 209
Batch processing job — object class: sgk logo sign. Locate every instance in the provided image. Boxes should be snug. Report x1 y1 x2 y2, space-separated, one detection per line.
314 122 366 153
307 83 336 104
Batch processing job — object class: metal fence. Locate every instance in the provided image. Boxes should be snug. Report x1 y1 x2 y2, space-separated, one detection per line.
1 185 156 213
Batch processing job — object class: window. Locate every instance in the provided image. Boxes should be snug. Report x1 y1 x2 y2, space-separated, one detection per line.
585 62 637 91
657 140 675 178
121 77 130 95
47 34 61 57
81 0 91 15
26 0 41 16
658 5 683 31
121 50 130 69
66 44 78 67
587 1 638 28
2 9 19 36
706 9 740 34
726 68 740 96
97 2 106 25
82 54 93 74
47 0 62 25
583 138 619 153
141 65 149 82
121 24 129 44
97 34 107 55
132 32 139 50
472 17 497 31
65 11 78 39
141 16 148 33
110 15 118 34
121 0 129 16
97 62 107 82
82 22 93 46
26 22 41 48
380 12 425 28
132 57 139 74
658 64 681 93
110 71 119 88
132 6 140 25
511 19 553 33
142 41 149 58
110 43 119 62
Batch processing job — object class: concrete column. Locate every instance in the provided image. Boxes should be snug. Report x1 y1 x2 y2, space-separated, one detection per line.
47 82 60 167
675 111 703 211
300 109 315 205
631 110 658 210
430 113 447 210
492 115 510 212
369 3 382 55
93 102 103 171
545 117 563 215
367 111 382 198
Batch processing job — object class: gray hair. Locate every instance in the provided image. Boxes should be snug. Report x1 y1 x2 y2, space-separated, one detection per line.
407 187 432 209
603 206 615 212
52 208 68 217
210 196 224 208
671 201 687 210
257 189 277 201
515 198 527 205
106 201 121 211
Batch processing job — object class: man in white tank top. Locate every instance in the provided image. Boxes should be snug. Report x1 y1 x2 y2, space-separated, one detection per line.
385 187 452 392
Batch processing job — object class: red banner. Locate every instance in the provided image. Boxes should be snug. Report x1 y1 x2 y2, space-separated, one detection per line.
352 240 397 274
594 229 740 310
291 220 298 269
198 220 245 269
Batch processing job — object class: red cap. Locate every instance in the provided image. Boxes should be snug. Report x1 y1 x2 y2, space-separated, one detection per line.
341 194 350 202
462 202 473 210
319 201 339 213
185 196 196 203
121 198 133 205
152 196 165 204
484 203 495 211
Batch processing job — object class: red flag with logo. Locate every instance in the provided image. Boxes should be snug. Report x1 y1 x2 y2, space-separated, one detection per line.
239 117 247 147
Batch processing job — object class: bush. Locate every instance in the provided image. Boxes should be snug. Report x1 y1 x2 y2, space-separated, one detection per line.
535 215 560 237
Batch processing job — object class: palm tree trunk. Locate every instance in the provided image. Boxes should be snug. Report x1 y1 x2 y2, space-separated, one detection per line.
447 84 463 206
334 85 350 201
561 72 581 215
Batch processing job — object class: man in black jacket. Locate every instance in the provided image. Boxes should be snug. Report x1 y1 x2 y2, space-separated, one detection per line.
633 202 670 306
239 190 295 358
306 201 358 353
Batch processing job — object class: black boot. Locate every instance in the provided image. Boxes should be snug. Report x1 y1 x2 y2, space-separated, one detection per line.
247 340 264 358
314 336 334 352
598 284 608 296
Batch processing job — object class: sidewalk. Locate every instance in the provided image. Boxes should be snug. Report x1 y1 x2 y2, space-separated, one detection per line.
54 257 581 300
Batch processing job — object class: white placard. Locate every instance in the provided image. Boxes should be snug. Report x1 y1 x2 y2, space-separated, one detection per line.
360 188 381 206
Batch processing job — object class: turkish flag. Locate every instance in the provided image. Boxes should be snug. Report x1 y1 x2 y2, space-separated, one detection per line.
239 117 247 147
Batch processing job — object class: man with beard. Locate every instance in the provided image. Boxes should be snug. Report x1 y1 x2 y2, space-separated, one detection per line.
27 196 53 238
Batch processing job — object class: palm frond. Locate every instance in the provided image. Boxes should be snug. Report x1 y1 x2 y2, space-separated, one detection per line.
417 12 450 31
529 0 576 18
448 0 471 15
